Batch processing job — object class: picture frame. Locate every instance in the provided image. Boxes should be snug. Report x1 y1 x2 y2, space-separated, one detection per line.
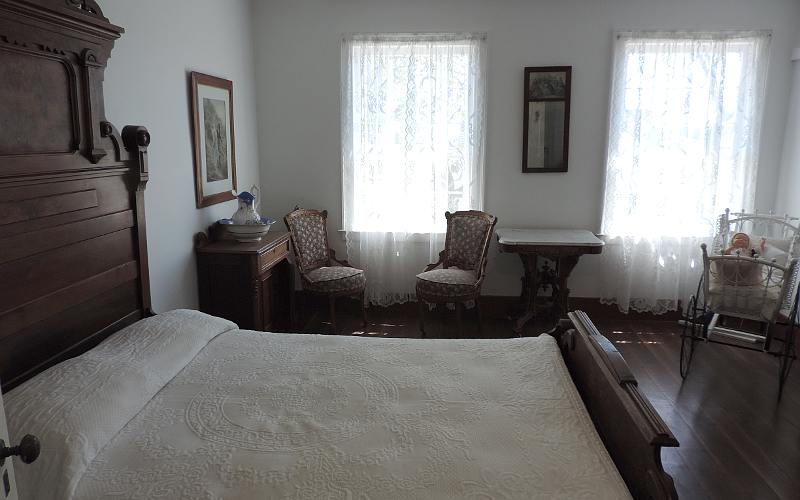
522 66 572 173
190 71 238 208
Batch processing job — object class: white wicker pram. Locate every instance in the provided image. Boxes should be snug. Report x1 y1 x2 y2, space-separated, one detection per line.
681 209 800 399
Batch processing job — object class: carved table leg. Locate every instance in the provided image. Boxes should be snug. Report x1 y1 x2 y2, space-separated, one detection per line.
513 254 538 335
287 260 297 331
555 255 580 320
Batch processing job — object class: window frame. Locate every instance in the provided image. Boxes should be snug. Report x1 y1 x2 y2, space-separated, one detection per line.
600 30 771 239
340 32 488 234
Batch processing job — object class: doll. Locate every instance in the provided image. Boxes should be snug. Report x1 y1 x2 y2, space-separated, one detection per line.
724 232 757 258
718 232 761 285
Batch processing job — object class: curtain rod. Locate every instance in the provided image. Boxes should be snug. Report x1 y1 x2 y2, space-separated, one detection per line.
615 30 772 40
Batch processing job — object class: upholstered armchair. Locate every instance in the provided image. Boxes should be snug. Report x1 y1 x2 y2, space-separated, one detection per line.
284 208 366 333
416 210 498 336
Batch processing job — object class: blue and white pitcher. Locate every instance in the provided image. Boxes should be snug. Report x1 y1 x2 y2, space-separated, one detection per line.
231 185 262 225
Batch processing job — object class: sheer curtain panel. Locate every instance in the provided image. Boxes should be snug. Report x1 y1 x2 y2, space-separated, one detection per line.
600 31 770 314
341 33 487 306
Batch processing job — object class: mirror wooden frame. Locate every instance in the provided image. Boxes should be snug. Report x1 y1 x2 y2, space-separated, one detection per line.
522 66 572 173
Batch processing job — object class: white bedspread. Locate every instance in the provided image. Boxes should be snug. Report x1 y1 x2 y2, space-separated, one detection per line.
8 311 631 500
5 310 238 500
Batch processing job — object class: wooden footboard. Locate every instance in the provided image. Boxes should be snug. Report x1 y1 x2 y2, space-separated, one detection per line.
556 311 679 500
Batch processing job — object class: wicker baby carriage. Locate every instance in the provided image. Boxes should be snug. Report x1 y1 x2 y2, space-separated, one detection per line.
680 209 799 399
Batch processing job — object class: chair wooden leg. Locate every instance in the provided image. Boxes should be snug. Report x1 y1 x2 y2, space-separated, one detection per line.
475 298 483 335
360 291 367 327
418 300 427 337
328 296 337 334
456 302 464 337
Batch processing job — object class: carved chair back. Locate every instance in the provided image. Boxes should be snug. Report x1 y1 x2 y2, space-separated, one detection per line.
284 208 332 275
442 210 498 281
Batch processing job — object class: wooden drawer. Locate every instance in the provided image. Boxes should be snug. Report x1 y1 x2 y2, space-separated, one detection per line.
258 239 289 273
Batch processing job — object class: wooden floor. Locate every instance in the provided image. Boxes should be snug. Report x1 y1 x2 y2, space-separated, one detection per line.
297 298 800 500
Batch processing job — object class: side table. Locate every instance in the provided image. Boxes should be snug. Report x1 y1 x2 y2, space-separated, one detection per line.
496 228 604 334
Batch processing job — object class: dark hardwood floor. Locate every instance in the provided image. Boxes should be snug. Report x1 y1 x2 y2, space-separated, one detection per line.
295 297 800 500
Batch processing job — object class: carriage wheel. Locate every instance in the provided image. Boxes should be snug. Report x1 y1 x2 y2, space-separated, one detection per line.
680 295 701 379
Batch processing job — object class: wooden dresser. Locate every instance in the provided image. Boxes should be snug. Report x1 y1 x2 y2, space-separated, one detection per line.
195 227 294 331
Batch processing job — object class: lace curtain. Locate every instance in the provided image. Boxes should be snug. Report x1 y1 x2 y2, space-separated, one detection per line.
600 31 770 314
341 33 487 306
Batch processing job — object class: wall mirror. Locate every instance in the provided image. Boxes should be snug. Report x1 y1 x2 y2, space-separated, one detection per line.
522 66 572 173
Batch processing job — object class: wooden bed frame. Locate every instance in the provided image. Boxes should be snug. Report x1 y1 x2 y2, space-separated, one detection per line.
555 312 679 499
0 1 679 499
0 0 151 389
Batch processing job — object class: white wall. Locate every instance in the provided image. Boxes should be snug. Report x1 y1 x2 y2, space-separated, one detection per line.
775 49 800 216
253 0 800 298
102 0 260 312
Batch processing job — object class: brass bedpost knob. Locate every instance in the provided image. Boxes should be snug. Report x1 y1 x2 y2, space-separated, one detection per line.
0 434 40 464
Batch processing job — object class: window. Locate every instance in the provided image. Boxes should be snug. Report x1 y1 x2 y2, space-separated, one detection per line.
599 31 770 314
602 31 770 238
341 33 487 234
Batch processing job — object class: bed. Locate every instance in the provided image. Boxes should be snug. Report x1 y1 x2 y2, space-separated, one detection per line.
0 1 679 499
6 309 632 500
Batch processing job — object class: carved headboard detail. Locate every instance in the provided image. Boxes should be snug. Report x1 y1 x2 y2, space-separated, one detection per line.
0 0 152 391
65 0 105 18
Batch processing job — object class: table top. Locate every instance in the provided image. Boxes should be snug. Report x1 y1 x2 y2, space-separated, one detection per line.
496 228 604 247
196 230 290 255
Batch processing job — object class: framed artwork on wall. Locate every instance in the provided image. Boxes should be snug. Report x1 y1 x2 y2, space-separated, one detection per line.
522 66 572 173
190 71 238 208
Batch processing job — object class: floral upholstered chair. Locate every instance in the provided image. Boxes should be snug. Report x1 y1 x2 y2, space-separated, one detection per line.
416 210 498 336
284 208 366 333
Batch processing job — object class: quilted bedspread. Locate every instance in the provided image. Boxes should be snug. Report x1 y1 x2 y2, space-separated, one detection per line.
8 310 631 500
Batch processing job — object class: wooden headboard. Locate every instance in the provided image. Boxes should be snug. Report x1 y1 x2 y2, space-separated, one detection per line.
0 0 151 391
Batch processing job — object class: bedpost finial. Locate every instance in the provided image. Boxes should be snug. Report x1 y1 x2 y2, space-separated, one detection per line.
65 0 107 20
122 125 150 188
122 125 150 150
137 130 150 147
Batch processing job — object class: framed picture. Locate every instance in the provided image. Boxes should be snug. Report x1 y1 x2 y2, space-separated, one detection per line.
522 66 572 173
190 72 237 208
